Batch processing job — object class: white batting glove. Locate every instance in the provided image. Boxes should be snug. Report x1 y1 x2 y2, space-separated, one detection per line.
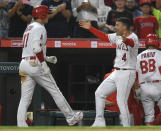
46 56 57 64
41 61 50 75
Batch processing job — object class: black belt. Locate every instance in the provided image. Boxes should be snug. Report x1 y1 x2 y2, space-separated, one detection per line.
140 80 161 85
114 68 135 70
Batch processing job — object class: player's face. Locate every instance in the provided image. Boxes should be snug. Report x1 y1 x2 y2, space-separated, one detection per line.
115 0 126 9
115 21 125 36
140 4 151 14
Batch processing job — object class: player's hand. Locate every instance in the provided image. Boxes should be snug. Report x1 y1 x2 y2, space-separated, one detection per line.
79 20 91 30
46 56 57 64
41 62 50 75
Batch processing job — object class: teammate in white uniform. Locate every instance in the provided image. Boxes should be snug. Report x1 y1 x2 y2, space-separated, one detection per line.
79 17 139 127
136 34 161 125
17 5 83 127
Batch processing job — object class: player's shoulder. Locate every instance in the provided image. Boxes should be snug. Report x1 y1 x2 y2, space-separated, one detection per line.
137 50 147 59
129 33 139 42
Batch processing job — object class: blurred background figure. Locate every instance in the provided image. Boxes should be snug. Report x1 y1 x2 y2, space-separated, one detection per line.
106 0 133 33
134 0 158 39
8 0 33 37
0 0 9 38
30 0 42 7
152 0 161 38
72 0 100 38
104 0 114 7
97 0 111 33
126 0 142 18
41 0 72 38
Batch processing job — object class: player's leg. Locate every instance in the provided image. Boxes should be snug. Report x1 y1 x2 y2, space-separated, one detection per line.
115 70 136 127
33 73 83 125
141 83 158 124
17 72 36 127
92 75 117 127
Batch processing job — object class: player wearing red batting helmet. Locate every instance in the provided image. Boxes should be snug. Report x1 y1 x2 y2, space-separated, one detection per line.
32 5 50 24
145 34 160 48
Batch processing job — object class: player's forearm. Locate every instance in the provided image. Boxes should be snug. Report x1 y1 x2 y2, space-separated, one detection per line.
124 38 134 47
89 26 110 42
32 41 45 63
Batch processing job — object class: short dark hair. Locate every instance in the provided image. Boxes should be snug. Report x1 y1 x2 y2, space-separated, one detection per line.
117 17 131 30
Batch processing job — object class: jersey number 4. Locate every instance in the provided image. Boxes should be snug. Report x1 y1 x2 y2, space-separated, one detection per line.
140 59 156 74
22 33 29 48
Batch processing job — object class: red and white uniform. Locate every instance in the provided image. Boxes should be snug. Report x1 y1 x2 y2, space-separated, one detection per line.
89 27 139 127
17 22 77 127
134 16 159 39
108 33 138 69
136 49 161 123
22 22 47 59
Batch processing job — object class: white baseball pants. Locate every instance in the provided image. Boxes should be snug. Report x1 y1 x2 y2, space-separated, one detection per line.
94 69 136 127
17 59 75 127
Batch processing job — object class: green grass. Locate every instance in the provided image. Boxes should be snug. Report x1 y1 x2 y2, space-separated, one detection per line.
1 126 161 131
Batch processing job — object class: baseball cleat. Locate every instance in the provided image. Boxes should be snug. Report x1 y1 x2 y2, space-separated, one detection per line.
91 118 106 127
67 111 83 126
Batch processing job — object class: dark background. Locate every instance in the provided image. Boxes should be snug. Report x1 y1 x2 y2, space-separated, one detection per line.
0 47 143 125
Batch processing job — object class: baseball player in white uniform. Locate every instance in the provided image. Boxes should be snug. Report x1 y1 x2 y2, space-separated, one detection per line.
79 17 139 127
136 34 161 125
17 5 83 127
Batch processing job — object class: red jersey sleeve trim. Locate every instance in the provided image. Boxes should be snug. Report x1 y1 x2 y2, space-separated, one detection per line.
89 26 110 42
159 66 161 74
125 38 134 47
36 51 45 63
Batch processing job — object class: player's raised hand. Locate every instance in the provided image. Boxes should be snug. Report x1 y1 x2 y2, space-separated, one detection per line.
46 56 57 64
79 20 91 30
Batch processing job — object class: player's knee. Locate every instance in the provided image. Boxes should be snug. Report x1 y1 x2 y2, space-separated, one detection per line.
95 89 106 99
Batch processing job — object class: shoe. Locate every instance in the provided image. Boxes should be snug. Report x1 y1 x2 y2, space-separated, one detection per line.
67 111 83 126
91 118 106 127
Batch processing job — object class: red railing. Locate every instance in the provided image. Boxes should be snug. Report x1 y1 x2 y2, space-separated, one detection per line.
0 38 160 48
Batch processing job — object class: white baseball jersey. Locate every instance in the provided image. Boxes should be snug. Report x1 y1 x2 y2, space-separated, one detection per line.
97 0 111 26
22 22 47 58
108 33 139 69
136 49 161 83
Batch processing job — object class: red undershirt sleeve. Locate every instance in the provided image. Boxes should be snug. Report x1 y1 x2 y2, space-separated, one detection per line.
36 51 45 63
159 66 161 74
125 38 134 47
89 26 110 42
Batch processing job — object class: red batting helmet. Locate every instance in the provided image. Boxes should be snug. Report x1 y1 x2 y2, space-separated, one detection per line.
145 34 160 48
32 5 50 20
140 0 151 5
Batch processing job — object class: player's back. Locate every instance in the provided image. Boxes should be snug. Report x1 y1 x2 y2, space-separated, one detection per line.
137 49 161 83
22 22 46 58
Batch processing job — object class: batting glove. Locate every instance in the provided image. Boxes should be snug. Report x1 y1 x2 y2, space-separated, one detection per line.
46 56 57 64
